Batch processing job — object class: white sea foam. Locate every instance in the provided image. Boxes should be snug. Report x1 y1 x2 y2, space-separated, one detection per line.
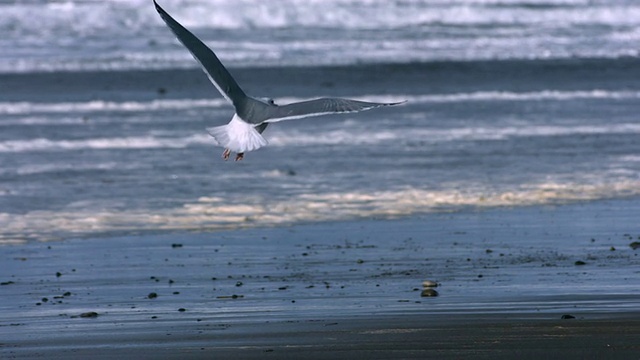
3 179 640 243
0 99 227 116
3 121 639 153
2 90 637 118
13 162 140 176
0 135 210 153
267 123 640 147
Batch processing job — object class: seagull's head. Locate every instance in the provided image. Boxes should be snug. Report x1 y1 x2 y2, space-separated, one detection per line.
260 97 277 106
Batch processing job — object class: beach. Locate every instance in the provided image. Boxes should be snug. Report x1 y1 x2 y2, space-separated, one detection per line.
2 198 639 359
2 1 640 357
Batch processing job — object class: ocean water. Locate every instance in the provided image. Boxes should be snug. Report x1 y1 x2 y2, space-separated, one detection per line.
1 0 640 243
2 0 640 72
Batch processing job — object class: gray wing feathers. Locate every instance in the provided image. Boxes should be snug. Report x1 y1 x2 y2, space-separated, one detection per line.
153 0 246 108
264 98 403 123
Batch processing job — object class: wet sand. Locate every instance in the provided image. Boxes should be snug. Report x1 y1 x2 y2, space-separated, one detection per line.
2 198 639 359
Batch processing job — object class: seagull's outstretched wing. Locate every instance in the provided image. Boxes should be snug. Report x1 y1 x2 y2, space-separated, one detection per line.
153 0 246 108
263 98 405 123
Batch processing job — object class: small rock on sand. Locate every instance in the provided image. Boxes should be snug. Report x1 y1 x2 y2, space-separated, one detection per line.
79 312 99 318
422 280 438 288
420 289 439 297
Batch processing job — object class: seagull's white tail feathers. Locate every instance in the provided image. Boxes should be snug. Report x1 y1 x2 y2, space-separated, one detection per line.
207 115 267 153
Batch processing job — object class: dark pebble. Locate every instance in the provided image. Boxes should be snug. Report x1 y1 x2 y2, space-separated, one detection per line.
80 312 99 318
55 272 62 277
574 260 587 266
420 289 439 297
235 281 243 287
561 314 575 320
1 281 15 286
171 243 183 248
629 241 640 250
148 292 158 299
178 308 186 312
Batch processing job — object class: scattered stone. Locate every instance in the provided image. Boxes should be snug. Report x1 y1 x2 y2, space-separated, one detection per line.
574 260 587 266
610 246 616 251
79 312 99 318
422 280 438 288
55 272 62 277
148 292 158 299
561 314 575 320
0 281 15 286
216 294 244 299
178 308 186 312
171 243 183 248
629 241 640 250
356 259 364 264
420 289 439 297
235 281 243 287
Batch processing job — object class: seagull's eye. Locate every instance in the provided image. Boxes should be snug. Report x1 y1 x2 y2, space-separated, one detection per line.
268 99 275 105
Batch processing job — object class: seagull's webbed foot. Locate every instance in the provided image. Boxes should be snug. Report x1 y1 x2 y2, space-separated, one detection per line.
222 148 231 161
235 152 244 161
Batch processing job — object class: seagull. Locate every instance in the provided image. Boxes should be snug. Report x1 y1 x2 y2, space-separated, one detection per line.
153 0 404 161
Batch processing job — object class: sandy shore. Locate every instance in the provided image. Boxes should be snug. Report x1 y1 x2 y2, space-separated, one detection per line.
2 198 639 358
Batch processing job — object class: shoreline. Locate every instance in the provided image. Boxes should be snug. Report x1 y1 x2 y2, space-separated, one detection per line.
2 198 639 358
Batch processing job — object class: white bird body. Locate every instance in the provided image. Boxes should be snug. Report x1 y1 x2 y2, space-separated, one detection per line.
207 114 268 154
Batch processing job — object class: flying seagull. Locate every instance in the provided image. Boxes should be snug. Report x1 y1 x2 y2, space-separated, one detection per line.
153 0 404 161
